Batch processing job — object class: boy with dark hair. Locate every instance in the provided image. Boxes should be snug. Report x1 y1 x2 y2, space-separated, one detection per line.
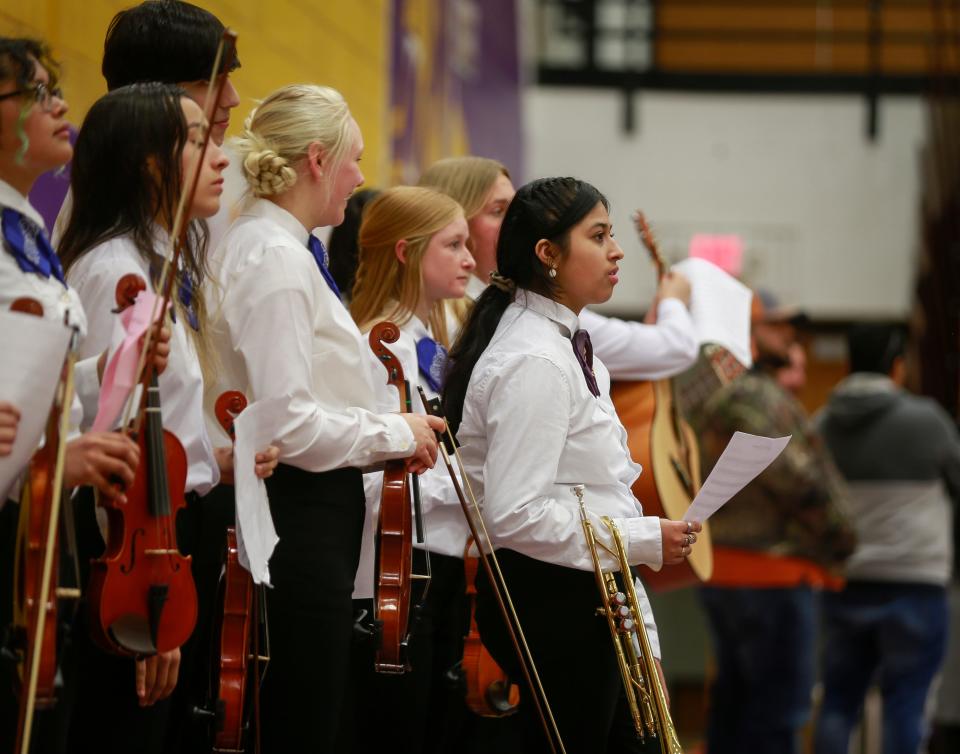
815 323 960 754
102 0 241 145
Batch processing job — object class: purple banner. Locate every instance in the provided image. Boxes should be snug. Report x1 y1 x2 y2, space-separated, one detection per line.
390 0 523 185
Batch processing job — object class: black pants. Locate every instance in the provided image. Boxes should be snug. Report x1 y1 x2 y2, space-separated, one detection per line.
475 549 651 754
339 550 468 754
258 464 365 753
64 487 205 754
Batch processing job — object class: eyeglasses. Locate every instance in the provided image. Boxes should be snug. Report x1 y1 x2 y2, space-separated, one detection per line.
0 81 64 112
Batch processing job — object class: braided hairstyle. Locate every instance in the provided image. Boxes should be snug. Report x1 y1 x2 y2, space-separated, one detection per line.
233 84 354 200
441 177 608 433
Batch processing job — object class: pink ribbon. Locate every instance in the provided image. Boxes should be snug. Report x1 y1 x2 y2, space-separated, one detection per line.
92 290 165 432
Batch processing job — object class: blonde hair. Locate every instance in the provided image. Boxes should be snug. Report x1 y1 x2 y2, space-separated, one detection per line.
418 156 510 220
233 83 355 200
418 156 510 330
350 186 464 347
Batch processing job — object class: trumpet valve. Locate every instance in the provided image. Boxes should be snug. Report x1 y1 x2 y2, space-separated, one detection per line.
618 615 637 634
611 591 628 606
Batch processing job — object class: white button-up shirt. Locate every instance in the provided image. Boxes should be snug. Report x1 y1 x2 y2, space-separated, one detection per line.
458 289 663 571
66 232 219 496
206 198 414 471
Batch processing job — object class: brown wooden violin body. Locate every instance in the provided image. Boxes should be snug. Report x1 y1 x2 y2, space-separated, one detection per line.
87 273 196 655
210 390 256 752
610 212 712 591
368 321 414 674
461 546 518 717
9 298 64 752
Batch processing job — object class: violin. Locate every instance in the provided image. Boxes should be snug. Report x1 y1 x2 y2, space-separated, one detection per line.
207 390 260 754
9 298 79 754
459 540 519 717
368 321 421 674
85 273 196 655
609 212 713 591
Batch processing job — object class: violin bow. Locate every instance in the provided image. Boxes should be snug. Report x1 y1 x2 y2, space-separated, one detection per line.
416 387 566 754
17 325 80 754
119 29 238 434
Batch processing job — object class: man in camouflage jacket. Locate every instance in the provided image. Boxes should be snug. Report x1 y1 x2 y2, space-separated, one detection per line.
694 292 855 754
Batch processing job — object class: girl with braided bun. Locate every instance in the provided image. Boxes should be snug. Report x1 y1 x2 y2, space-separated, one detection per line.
206 84 444 751
441 177 702 754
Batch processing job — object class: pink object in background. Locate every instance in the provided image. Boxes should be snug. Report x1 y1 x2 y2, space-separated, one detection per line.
688 234 744 277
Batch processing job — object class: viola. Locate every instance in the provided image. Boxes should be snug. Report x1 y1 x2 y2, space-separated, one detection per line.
85 273 196 655
368 321 419 674
460 540 519 717
9 298 79 754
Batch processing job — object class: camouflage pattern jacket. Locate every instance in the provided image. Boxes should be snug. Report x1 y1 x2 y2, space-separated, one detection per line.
697 371 856 573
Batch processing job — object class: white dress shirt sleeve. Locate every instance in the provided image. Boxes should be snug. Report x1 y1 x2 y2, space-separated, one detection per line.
224 250 414 472
581 298 697 381
478 354 661 571
633 577 661 660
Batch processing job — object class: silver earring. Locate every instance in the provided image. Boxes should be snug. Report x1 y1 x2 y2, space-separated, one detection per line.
548 265 557 279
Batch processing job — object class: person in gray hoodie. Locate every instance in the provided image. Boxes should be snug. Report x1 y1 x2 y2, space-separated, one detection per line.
814 323 960 754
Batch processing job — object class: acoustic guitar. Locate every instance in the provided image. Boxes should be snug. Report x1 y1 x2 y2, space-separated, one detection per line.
610 212 713 591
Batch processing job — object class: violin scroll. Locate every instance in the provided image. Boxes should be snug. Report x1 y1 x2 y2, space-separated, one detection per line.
112 273 148 313
214 391 248 442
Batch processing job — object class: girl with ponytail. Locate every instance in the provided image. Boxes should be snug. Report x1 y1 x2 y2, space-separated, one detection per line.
442 177 701 753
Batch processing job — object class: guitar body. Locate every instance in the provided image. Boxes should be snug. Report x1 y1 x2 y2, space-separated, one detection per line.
611 379 713 591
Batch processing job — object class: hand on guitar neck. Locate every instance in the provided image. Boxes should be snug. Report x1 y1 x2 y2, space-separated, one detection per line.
633 211 691 322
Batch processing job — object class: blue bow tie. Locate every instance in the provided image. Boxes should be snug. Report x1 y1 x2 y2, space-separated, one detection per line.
416 336 448 393
2 207 66 287
307 235 342 301
177 273 200 331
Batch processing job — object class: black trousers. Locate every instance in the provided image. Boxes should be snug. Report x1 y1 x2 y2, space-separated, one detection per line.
475 549 653 754
258 464 364 753
339 550 468 754
64 486 204 754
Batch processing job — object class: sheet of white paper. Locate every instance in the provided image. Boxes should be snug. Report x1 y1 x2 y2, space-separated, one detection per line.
0 309 72 503
672 257 753 368
684 431 791 523
232 395 288 586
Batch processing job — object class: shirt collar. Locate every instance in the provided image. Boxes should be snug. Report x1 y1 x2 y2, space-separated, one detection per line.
466 273 487 301
242 198 311 246
514 289 580 338
0 178 46 231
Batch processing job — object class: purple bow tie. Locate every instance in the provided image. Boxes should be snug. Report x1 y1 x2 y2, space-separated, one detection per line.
572 329 600 397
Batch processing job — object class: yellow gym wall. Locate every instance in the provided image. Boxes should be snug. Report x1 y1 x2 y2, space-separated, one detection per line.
0 0 393 185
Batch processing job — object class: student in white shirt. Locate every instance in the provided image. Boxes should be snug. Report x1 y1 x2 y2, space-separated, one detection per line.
58 82 278 754
344 185 473 751
441 176 702 754
0 36 146 750
419 156 698 378
210 84 443 751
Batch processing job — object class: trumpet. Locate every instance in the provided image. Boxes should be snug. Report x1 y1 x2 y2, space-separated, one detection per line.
573 485 683 753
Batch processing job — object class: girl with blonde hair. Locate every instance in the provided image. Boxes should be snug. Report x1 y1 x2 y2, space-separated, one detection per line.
342 185 472 751
207 84 443 751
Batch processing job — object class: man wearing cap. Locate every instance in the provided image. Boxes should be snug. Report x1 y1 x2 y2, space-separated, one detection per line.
693 291 855 754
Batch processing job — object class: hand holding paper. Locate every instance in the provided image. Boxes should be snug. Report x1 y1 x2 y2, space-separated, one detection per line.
684 431 791 524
